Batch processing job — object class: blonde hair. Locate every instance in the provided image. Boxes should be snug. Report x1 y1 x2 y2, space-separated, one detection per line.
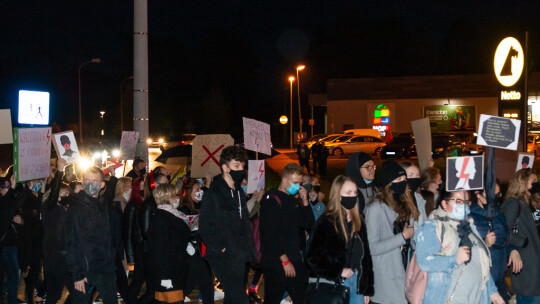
115 177 132 198
375 184 419 221
153 184 178 205
325 175 362 243
505 168 535 203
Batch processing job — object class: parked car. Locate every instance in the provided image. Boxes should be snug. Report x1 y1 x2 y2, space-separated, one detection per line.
328 135 386 157
158 133 197 151
432 134 461 159
527 134 540 157
306 134 328 147
381 133 416 159
307 134 341 148
453 132 484 156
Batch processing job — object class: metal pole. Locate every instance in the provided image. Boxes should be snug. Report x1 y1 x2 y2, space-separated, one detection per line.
523 31 529 152
290 80 293 149
120 76 134 132
297 69 302 140
134 0 149 164
311 105 314 138
78 59 100 143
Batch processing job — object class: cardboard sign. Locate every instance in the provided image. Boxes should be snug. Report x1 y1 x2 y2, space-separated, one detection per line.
516 153 534 171
52 131 81 163
120 131 140 160
0 110 13 144
243 117 271 155
446 155 484 191
476 114 521 151
247 160 265 194
191 134 234 178
13 127 52 182
411 118 432 171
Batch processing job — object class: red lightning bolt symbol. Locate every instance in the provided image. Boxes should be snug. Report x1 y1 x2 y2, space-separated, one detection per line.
459 157 471 184
46 130 50 144
258 162 264 178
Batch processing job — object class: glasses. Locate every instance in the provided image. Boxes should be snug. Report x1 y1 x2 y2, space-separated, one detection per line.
361 165 376 171
446 198 471 205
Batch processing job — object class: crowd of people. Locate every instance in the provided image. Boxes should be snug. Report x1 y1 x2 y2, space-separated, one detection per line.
1 145 540 304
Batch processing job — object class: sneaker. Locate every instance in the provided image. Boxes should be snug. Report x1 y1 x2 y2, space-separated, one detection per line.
248 291 262 303
213 289 225 300
280 299 292 304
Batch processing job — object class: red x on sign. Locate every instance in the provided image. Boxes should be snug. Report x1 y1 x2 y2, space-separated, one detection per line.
201 144 225 167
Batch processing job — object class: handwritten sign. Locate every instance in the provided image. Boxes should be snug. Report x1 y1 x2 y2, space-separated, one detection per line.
13 127 52 182
120 131 140 160
477 114 520 150
191 134 234 178
446 155 484 191
243 117 271 155
52 131 81 163
411 118 432 170
0 110 13 144
247 160 265 194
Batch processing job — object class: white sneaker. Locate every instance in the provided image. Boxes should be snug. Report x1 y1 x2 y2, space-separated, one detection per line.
280 299 293 304
214 289 225 300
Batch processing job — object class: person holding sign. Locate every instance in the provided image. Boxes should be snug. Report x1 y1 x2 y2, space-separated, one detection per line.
414 190 505 304
199 146 256 304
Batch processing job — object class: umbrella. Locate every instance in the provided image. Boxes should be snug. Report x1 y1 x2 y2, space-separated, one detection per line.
155 145 192 163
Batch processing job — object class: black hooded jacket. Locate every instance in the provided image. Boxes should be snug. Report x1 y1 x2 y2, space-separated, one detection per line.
345 153 377 212
199 174 256 263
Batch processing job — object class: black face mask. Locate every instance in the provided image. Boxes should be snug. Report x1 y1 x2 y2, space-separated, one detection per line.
229 169 245 184
167 175 171 181
313 185 321 193
407 178 421 193
437 183 444 193
193 201 201 210
140 168 147 176
391 180 407 195
529 182 540 195
341 196 357 210
303 184 313 193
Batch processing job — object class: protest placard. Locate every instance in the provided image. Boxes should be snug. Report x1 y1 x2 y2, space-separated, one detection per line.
446 155 484 191
52 131 81 163
120 131 139 160
516 153 534 171
243 117 271 156
411 118 432 170
476 114 521 151
13 127 52 182
191 134 234 178
0 110 13 144
247 160 265 194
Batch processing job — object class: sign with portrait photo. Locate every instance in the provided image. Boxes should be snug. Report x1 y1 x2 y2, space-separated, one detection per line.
52 131 81 163
446 155 484 191
516 153 534 172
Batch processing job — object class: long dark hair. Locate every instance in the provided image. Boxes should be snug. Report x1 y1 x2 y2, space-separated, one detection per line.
181 179 199 212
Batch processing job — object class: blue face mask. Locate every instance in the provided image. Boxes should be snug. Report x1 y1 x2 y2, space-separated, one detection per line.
450 203 470 220
32 183 42 193
364 179 373 185
287 183 301 195
241 185 248 193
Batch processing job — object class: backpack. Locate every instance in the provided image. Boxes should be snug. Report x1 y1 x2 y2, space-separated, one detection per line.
404 252 427 304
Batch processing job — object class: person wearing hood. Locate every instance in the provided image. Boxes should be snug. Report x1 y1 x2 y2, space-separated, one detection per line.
414 190 505 304
259 163 315 304
345 152 377 214
365 160 418 304
199 146 256 304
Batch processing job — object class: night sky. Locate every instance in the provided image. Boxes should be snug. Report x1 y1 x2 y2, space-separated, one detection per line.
1 0 539 141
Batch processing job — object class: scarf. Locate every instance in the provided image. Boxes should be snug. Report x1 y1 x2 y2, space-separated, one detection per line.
157 204 188 221
429 207 491 288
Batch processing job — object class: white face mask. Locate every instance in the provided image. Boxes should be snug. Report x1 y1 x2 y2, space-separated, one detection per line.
173 198 180 209
123 189 132 201
195 190 204 201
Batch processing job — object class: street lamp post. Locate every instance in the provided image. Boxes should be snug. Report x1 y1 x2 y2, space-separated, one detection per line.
78 58 101 143
120 76 134 132
296 65 305 141
289 76 295 149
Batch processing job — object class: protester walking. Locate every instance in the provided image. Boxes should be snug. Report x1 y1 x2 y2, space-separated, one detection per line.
297 141 311 174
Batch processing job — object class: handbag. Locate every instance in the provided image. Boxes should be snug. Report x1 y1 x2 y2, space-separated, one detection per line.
445 265 466 304
404 252 427 304
305 277 350 304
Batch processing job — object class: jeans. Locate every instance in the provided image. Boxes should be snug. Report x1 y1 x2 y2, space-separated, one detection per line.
344 271 365 304
516 295 540 304
1 246 19 304
209 261 249 304
72 272 117 304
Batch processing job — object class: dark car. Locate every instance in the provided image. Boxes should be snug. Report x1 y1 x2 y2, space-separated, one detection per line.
432 134 461 159
381 133 417 159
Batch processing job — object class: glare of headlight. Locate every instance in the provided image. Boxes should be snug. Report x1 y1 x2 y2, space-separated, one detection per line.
102 150 108 161
158 138 164 144
112 150 121 158
146 138 152 144
93 153 101 160
78 158 92 172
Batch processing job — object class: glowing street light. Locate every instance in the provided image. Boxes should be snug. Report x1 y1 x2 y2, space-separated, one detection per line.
296 65 305 141
288 76 295 149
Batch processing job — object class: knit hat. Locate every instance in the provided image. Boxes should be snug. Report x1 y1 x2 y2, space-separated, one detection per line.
357 152 372 167
378 160 406 187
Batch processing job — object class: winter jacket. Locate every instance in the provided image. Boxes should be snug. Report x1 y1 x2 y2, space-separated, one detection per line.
259 189 315 266
123 201 143 264
469 203 508 283
17 188 43 266
42 171 70 259
110 200 125 262
502 197 540 296
199 174 256 263
0 188 22 247
415 217 499 304
306 214 374 296
140 195 157 253
65 191 116 281
147 209 190 291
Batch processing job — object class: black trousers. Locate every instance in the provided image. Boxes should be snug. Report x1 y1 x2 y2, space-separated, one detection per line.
299 158 310 174
43 256 74 304
263 263 307 304
72 272 117 304
209 261 248 304
22 259 41 304
116 260 129 301
126 251 154 304
318 159 327 176
184 254 214 304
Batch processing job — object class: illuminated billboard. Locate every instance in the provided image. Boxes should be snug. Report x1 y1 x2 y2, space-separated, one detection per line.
18 90 50 125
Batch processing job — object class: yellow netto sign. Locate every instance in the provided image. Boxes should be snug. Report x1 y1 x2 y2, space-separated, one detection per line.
494 37 524 87
501 90 521 100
